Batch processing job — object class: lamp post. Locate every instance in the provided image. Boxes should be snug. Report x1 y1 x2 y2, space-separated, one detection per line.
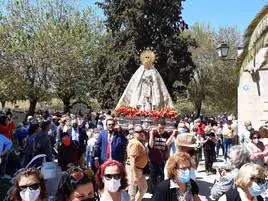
217 42 236 61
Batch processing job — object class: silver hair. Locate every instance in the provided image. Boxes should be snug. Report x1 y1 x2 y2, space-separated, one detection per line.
229 145 250 168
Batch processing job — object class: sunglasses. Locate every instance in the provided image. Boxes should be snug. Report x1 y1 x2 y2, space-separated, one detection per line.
107 124 115 126
104 174 121 180
135 131 144 133
70 168 94 182
19 183 39 192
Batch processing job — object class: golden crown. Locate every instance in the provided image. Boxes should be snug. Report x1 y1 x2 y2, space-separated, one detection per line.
139 47 158 65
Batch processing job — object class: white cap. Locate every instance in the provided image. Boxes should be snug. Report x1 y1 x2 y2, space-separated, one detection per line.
227 116 233 121
27 116 33 120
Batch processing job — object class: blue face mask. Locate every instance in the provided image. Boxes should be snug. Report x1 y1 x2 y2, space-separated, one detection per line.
178 169 191 184
178 128 186 134
248 182 265 197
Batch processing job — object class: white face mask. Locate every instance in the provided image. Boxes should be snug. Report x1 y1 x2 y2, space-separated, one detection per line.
247 126 252 130
20 188 40 201
103 178 121 192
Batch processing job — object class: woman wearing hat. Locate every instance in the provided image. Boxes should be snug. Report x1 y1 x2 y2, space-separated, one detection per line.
164 133 199 180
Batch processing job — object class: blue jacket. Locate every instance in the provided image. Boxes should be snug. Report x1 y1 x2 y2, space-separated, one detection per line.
94 130 127 164
0 134 12 155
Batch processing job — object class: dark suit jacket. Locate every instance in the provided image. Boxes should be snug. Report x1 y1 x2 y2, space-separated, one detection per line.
94 129 127 164
152 179 199 201
67 127 88 154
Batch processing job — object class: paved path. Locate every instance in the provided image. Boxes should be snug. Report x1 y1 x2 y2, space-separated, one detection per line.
142 156 225 201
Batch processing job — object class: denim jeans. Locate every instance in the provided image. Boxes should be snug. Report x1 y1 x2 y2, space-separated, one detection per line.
223 138 233 161
216 136 224 156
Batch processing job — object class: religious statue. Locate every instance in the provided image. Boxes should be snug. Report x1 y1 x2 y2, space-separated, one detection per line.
116 49 174 111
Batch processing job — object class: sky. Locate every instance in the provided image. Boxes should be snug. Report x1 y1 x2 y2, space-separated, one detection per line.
84 0 268 34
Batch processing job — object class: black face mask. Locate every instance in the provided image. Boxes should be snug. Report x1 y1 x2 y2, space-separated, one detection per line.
73 124 78 129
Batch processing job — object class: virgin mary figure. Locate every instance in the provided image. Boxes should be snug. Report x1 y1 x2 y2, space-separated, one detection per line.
116 49 173 111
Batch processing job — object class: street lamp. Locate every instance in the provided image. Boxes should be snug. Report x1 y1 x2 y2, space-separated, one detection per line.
217 42 236 61
217 42 229 58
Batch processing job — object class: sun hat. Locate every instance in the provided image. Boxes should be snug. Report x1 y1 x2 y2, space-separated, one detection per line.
176 133 199 148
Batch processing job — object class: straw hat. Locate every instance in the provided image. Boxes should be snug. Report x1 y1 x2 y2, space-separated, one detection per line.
176 133 199 148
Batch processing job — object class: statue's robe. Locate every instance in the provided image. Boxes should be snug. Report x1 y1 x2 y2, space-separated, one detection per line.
116 65 173 110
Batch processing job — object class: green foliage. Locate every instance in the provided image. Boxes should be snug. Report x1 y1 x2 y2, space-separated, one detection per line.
90 0 196 108
0 0 103 113
185 23 241 114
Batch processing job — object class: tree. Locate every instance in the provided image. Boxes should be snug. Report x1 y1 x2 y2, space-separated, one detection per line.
0 51 25 107
36 2 103 113
185 23 241 115
0 0 54 115
90 0 196 108
0 0 102 114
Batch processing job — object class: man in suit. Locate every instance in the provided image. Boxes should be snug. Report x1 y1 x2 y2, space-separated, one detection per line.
94 118 127 168
67 119 88 167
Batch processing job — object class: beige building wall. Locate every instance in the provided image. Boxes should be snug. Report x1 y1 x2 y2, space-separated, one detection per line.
238 47 268 133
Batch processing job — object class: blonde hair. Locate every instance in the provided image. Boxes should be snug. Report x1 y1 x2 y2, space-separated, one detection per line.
236 163 266 189
194 119 201 124
86 129 94 138
167 152 194 180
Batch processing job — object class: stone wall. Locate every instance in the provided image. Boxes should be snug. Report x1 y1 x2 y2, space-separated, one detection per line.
238 48 268 134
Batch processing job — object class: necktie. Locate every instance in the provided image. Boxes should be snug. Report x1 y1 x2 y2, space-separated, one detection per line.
106 134 112 160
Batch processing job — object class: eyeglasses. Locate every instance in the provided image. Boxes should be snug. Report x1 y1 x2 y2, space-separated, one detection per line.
104 174 121 180
178 167 191 171
19 183 40 192
107 124 115 126
135 131 143 133
253 137 260 139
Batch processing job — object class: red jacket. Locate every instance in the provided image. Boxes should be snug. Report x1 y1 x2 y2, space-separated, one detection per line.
0 124 11 139
197 124 205 135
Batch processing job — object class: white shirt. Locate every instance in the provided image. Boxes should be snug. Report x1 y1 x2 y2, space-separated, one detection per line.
100 191 130 201
71 128 79 142
239 127 251 144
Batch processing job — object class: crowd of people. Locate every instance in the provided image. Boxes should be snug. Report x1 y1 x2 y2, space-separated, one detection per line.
0 109 268 201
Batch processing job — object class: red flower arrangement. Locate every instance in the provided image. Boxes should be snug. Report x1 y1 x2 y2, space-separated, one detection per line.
114 106 179 120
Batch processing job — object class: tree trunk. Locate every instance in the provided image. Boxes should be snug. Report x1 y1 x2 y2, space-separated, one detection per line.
194 100 202 117
28 99 38 116
62 98 71 114
1 101 6 108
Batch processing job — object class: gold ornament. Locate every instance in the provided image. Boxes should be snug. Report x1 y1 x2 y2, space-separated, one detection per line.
140 48 157 67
